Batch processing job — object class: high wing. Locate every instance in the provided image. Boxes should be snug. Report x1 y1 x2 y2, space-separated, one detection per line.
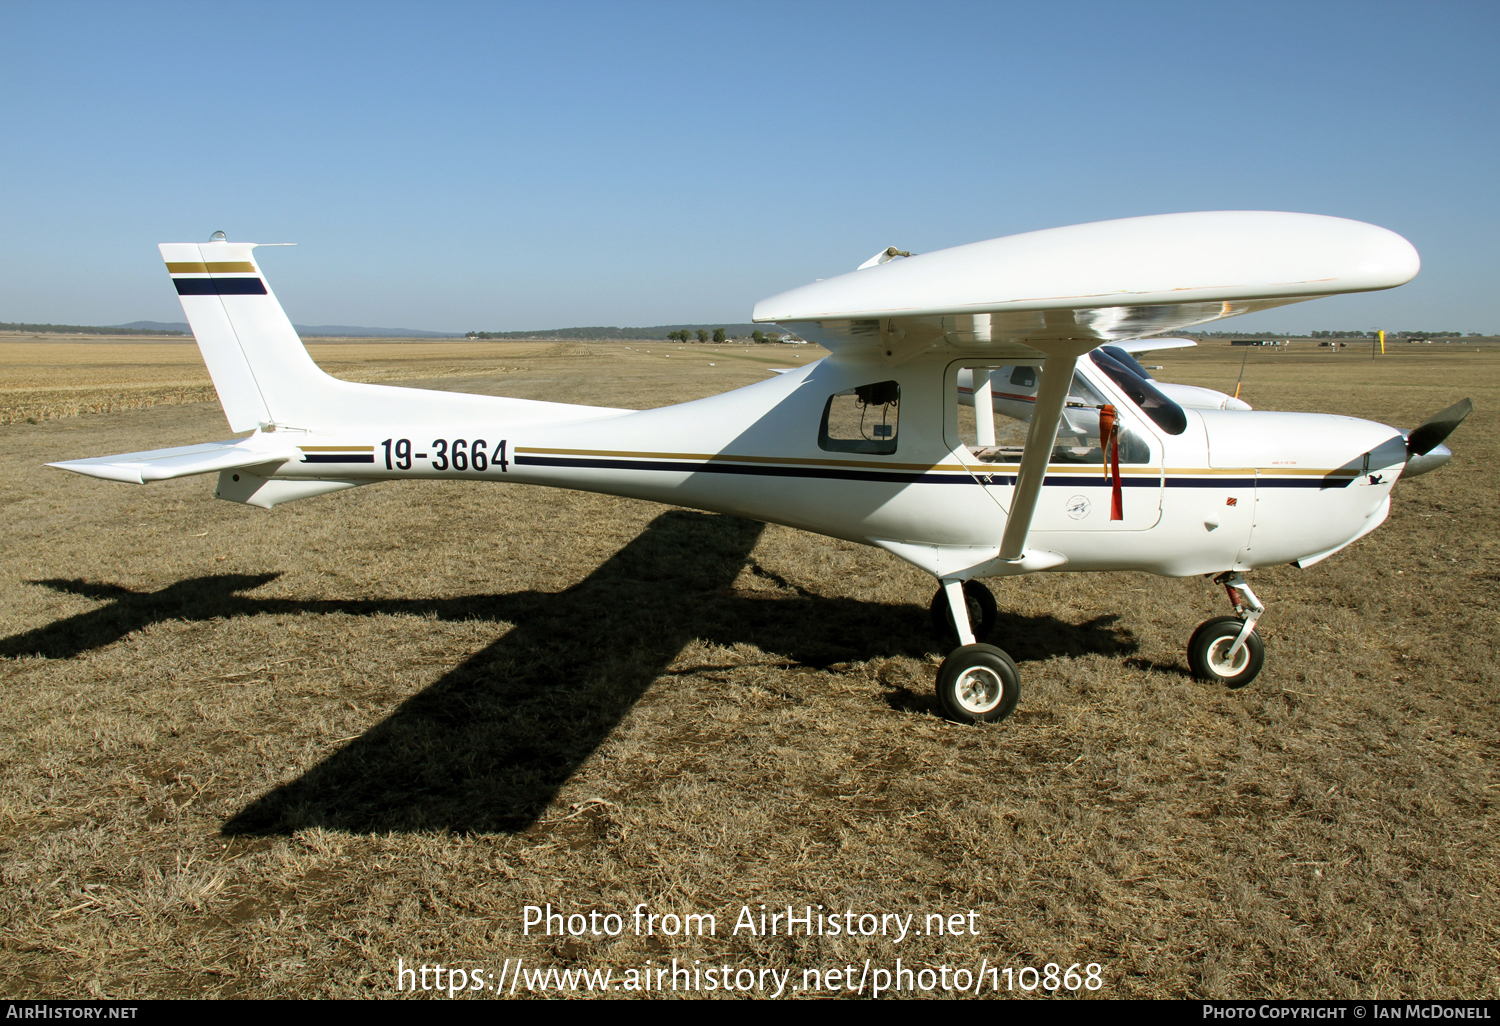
753 211 1419 568
753 212 1417 361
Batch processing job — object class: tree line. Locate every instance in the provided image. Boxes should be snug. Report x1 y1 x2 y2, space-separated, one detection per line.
663 329 788 343
0 321 187 336
1188 329 1490 339
1309 330 1480 339
464 323 774 342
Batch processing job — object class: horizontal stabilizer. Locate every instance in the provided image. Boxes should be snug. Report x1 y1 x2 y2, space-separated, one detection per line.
48 440 292 485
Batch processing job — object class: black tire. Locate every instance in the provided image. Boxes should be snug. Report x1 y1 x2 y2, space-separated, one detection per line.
935 643 1021 724
1187 616 1265 688
929 581 998 642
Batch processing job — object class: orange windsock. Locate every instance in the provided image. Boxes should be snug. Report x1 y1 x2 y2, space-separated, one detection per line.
1099 404 1123 520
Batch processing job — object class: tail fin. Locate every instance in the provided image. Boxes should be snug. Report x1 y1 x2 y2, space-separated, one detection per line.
161 240 338 431
162 238 629 431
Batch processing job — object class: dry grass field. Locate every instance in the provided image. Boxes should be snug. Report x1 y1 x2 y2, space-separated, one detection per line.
0 337 1495 999
0 335 579 425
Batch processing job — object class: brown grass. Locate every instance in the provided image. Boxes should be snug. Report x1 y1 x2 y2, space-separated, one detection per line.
0 339 1495 999
0 336 762 424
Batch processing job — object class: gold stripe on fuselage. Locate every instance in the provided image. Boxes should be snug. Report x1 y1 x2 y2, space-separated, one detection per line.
516 446 949 473
516 447 1355 479
1177 469 1358 480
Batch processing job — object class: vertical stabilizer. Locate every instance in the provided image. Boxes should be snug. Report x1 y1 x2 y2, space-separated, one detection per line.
160 238 625 431
160 241 338 431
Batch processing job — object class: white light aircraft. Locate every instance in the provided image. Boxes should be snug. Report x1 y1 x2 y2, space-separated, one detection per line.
51 212 1471 724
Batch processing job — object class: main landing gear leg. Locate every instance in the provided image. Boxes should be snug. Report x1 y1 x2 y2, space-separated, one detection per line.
942 579 975 646
929 579 997 643
934 577 1021 724
1187 572 1267 688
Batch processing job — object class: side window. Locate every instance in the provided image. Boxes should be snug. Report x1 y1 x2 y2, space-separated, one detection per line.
952 363 1150 465
819 380 899 454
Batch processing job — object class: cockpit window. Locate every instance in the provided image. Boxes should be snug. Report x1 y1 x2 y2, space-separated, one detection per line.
1090 350 1187 435
819 380 899 454
951 363 1150 465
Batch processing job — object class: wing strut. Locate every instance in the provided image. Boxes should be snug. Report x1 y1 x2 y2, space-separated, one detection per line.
998 354 1079 562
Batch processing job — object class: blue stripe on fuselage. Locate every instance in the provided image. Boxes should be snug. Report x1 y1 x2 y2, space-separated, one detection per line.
301 454 375 464
514 454 1337 489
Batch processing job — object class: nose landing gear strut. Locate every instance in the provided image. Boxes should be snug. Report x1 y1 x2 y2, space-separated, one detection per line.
1188 572 1266 688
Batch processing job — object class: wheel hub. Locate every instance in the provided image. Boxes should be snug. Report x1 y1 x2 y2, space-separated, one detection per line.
955 666 1004 714
1207 637 1249 675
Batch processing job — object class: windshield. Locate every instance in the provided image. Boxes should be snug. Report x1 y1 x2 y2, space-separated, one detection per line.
1100 345 1154 379
1090 350 1187 435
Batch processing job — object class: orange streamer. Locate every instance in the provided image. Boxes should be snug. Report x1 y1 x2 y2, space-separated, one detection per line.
1099 404 1123 520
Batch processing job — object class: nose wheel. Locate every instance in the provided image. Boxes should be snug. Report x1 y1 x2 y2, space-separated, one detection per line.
1188 616 1265 687
1188 572 1266 688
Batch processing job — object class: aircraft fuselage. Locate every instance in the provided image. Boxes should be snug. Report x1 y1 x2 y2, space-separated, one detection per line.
225 350 1403 582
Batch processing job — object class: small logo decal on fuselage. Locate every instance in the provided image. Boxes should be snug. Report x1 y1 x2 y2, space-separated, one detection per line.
1066 495 1091 520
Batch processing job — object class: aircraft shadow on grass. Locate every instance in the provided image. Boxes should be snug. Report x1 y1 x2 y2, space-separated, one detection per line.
5 511 1137 834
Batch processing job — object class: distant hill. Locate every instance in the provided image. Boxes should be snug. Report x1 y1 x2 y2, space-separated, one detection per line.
295 324 463 338
109 321 194 333
113 321 462 338
2 320 188 337
6 320 791 341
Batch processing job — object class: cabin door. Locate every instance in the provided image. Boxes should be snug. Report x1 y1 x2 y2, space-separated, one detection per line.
947 361 1164 532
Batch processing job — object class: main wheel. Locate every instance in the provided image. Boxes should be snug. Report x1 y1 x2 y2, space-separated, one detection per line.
936 643 1021 724
1187 616 1265 688
929 581 998 642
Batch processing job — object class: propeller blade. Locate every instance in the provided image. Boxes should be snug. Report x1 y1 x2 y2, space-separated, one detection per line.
1406 398 1473 458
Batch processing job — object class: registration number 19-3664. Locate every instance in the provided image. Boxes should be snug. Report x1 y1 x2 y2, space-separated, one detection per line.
381 438 508 472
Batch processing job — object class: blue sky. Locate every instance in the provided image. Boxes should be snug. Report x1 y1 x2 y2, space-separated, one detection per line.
3 1 1497 333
